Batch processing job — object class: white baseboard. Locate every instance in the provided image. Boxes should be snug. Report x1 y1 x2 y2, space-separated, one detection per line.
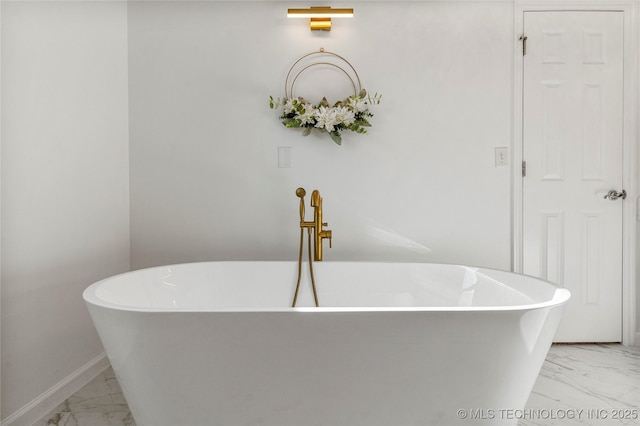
1 353 109 426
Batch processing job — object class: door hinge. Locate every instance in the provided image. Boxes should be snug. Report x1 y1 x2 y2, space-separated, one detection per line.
519 34 528 56
522 160 527 177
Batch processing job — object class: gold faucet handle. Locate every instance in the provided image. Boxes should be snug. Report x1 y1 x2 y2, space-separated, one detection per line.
324 230 332 248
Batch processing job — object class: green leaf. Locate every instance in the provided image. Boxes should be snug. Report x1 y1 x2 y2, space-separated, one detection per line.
302 128 312 136
330 132 342 145
283 118 302 128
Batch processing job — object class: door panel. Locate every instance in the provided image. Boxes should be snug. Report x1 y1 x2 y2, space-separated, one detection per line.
522 11 624 342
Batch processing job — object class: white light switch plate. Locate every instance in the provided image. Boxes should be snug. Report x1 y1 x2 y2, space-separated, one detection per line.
495 147 508 167
278 146 292 168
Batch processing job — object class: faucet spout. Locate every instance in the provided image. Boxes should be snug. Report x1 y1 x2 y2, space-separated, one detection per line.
310 190 321 207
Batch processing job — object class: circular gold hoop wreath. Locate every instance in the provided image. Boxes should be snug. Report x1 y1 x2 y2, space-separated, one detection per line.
284 48 362 100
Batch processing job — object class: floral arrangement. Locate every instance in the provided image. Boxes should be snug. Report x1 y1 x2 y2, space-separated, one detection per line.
269 89 381 145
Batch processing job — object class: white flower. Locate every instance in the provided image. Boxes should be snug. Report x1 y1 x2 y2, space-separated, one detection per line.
314 106 339 133
333 106 356 127
283 99 297 114
295 105 318 125
347 96 368 113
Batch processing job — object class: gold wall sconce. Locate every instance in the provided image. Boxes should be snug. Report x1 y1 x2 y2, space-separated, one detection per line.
287 6 354 31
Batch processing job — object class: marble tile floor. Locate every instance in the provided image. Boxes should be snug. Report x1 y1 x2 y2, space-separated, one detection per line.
35 344 639 426
519 344 639 426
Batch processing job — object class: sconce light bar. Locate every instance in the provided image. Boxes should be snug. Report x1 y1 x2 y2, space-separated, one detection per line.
287 6 354 19
287 6 354 31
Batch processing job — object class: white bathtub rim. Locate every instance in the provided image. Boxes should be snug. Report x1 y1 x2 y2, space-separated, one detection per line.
83 260 571 313
83 294 571 313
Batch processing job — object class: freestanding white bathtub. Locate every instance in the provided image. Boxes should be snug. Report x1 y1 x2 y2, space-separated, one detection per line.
83 261 570 426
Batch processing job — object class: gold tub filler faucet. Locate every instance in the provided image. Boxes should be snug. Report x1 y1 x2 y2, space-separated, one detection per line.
291 187 332 307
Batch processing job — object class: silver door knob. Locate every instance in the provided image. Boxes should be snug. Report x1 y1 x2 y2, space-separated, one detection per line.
603 189 627 200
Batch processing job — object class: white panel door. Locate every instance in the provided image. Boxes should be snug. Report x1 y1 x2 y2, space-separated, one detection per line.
522 11 624 342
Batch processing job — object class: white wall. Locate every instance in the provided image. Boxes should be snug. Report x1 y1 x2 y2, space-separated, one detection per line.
129 1 514 270
637 0 640 344
1 1 130 422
